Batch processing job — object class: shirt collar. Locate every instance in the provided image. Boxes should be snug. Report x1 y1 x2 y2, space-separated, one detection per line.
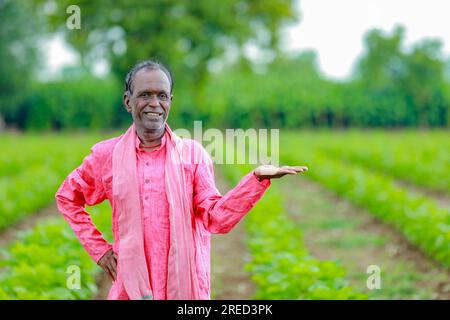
135 130 167 152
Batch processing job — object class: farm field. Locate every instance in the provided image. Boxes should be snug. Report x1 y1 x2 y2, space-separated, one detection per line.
0 130 448 299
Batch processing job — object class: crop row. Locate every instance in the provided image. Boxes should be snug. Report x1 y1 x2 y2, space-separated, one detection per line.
0 203 112 299
0 134 104 231
221 164 366 299
0 133 101 177
286 130 450 193
280 136 450 267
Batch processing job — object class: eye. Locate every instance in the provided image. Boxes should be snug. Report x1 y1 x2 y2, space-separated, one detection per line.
141 92 149 97
159 93 168 100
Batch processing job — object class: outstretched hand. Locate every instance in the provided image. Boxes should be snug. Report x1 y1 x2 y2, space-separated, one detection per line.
254 164 308 181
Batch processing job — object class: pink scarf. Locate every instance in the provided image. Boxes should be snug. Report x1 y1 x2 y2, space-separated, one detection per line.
112 123 200 300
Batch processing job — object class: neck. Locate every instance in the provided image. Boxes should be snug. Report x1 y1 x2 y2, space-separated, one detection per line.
136 126 165 147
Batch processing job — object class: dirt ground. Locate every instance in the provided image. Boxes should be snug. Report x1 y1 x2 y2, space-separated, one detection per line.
0 203 59 247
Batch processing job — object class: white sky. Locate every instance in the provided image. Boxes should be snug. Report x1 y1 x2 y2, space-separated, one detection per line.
46 0 450 80
45 33 79 75
284 0 450 79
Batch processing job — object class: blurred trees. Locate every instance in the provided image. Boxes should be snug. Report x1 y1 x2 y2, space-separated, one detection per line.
0 0 42 127
20 76 121 130
31 0 298 88
198 27 449 129
1 1 449 130
9 30 450 130
18 0 298 130
354 26 448 127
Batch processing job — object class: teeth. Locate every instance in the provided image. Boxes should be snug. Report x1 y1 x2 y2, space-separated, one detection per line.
144 112 162 120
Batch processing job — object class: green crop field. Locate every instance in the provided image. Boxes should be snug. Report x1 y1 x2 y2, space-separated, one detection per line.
0 130 448 299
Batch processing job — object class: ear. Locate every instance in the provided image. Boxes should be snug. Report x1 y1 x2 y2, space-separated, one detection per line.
164 95 173 122
123 92 132 113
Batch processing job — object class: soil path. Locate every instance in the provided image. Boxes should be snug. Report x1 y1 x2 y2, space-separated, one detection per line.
0 203 59 248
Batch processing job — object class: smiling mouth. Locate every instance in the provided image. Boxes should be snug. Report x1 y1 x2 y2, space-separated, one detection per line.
143 111 163 120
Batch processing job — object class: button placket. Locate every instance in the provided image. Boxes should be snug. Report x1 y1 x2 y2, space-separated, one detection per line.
142 154 152 209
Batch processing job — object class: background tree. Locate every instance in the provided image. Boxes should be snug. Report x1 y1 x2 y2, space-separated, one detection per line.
32 0 298 88
354 26 448 127
0 0 42 127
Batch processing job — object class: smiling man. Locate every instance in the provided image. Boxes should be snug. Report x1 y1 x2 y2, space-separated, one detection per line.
55 59 307 300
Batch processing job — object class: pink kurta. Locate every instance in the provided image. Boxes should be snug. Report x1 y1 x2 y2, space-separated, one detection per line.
137 133 170 299
55 131 271 300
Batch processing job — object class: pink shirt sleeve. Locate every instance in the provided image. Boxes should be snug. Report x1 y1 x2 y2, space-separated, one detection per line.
55 147 112 263
193 148 271 234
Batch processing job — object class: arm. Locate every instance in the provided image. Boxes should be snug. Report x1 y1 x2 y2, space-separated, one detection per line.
193 152 271 234
55 147 112 264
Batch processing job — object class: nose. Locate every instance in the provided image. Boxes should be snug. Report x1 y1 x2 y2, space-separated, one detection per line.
148 95 159 107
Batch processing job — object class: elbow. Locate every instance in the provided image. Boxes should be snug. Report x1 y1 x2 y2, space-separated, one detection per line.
54 192 63 209
207 225 233 234
54 189 77 217
196 204 238 234
55 183 67 206
54 193 68 217
55 190 67 210
204 217 235 234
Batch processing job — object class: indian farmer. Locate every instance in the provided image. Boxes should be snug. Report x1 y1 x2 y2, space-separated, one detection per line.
55 59 308 300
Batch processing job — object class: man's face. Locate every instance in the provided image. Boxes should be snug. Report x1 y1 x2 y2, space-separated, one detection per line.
123 68 172 133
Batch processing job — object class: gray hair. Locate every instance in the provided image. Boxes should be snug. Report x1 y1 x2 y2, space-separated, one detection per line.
124 59 174 94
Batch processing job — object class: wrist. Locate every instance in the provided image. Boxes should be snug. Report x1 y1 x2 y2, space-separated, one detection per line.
253 170 262 182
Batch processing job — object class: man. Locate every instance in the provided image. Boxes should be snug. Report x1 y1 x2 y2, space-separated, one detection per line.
55 60 307 300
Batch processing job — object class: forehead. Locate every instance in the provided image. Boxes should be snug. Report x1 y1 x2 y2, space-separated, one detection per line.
132 68 170 93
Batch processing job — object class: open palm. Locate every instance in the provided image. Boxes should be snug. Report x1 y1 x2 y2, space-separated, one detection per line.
254 164 308 180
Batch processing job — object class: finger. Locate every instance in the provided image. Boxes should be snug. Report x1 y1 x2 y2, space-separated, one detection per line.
107 264 116 282
297 166 309 171
279 166 298 172
104 265 114 282
106 260 117 281
260 168 279 176
110 260 117 281
110 253 118 281
279 169 297 175
288 166 308 172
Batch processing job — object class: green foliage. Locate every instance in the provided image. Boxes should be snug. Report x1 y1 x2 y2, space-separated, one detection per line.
19 76 123 130
281 131 450 267
31 0 297 87
203 52 334 129
0 133 103 231
199 37 449 128
354 26 449 127
299 130 450 193
221 163 366 299
0 0 42 124
1 2 449 130
0 203 112 299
